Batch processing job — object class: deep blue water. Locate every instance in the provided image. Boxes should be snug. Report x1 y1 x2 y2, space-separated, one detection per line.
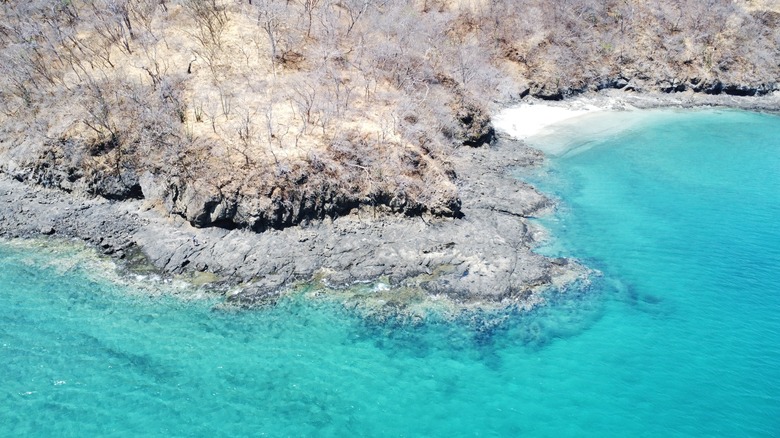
2 109 779 436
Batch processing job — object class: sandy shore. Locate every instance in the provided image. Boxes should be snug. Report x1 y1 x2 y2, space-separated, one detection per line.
492 104 604 140
493 89 780 141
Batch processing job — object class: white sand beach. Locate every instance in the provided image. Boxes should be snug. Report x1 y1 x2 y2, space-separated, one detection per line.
492 103 604 141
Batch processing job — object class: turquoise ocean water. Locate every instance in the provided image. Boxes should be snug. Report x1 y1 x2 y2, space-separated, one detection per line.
2 109 779 436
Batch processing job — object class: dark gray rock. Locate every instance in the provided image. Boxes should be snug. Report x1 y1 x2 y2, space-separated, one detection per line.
529 82 564 101
657 79 687 93
0 134 585 312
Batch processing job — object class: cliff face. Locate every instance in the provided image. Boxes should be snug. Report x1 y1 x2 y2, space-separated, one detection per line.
0 0 778 231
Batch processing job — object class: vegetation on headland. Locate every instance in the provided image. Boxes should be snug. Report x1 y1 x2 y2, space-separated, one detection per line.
1 0 778 231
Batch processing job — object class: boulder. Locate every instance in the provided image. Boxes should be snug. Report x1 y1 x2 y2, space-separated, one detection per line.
454 100 496 147
529 82 564 100
657 79 686 93
87 171 144 201
703 80 724 94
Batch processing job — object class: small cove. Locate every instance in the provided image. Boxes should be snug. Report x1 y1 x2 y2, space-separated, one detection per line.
2 108 780 436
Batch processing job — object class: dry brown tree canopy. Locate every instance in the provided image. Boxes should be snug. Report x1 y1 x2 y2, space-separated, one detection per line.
0 0 777 229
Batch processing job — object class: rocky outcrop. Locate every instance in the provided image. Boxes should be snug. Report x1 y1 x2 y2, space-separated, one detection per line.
6 134 465 233
435 74 497 147
455 100 496 147
0 135 587 313
139 167 462 232
8 139 145 202
523 76 779 100
657 78 779 96
526 82 565 101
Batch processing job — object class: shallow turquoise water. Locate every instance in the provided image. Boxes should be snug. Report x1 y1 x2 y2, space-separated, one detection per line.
2 109 779 436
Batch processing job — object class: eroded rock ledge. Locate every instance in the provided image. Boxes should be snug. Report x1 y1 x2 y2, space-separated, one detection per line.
0 135 584 311
524 77 780 101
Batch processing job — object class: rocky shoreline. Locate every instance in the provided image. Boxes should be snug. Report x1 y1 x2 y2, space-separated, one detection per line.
0 133 586 312
496 88 780 115
2 90 778 313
